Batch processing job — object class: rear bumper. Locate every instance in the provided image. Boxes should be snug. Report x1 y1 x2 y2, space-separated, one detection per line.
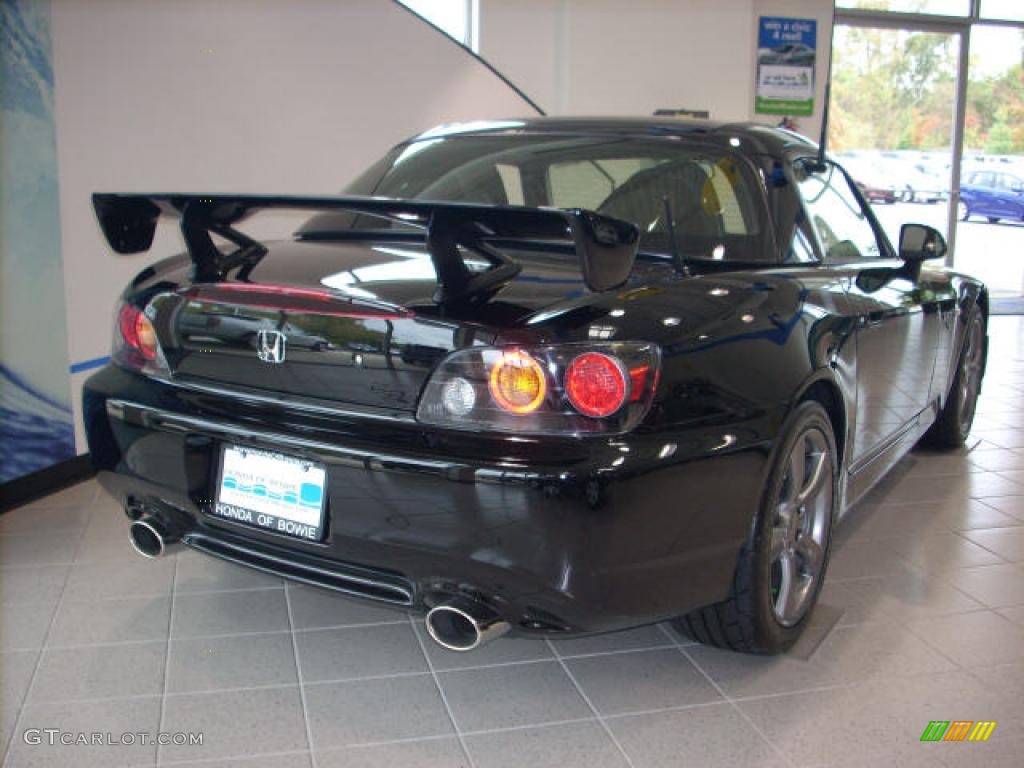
84 365 769 636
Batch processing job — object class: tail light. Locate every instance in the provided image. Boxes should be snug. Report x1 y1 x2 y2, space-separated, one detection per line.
113 301 168 374
489 350 547 414
565 353 627 417
417 342 660 435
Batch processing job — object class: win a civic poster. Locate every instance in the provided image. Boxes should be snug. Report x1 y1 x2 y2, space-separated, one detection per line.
755 17 817 117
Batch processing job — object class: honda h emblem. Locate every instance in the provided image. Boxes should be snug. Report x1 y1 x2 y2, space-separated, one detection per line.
256 330 287 364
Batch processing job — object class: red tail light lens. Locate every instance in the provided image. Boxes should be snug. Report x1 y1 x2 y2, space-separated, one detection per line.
113 301 167 374
118 304 158 360
565 353 627 417
628 365 650 402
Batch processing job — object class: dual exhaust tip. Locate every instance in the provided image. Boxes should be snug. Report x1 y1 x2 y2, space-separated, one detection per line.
127 509 509 651
425 595 510 652
128 514 181 559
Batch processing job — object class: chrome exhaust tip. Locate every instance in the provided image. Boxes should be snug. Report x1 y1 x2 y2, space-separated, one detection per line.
128 515 180 559
425 595 510 652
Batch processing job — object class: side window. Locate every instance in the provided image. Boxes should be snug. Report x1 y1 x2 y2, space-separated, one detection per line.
495 164 525 205
796 160 884 262
975 171 995 187
996 173 1023 192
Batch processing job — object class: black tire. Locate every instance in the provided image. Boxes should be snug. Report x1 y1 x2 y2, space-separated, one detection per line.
988 217 1000 224
921 307 985 449
674 401 838 654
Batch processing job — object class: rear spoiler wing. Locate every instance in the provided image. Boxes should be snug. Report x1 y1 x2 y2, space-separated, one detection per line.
92 193 640 302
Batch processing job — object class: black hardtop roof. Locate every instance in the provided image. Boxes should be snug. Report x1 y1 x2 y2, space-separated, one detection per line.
404 117 819 157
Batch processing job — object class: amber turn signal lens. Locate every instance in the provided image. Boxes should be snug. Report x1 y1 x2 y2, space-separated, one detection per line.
488 350 547 414
135 313 158 358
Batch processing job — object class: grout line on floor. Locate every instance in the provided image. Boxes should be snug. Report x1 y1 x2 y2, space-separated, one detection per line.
284 577 319 768
658 623 796 768
407 616 477 768
0 644 706 708
158 746 312 766
545 637 637 768
0 498 97 766
902 606 1013 675
951 527 1016 563
24 618 410 652
346 715 603 747
155 545 180 766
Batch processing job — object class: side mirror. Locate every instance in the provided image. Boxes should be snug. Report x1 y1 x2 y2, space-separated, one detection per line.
898 223 946 262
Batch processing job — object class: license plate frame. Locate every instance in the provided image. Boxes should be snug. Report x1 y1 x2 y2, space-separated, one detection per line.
212 444 327 542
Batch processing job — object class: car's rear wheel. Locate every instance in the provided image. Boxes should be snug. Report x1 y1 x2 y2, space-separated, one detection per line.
988 216 1000 224
921 307 985 449
957 202 969 221
675 401 837 653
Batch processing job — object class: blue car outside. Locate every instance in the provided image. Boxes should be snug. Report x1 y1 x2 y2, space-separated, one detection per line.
959 169 1024 223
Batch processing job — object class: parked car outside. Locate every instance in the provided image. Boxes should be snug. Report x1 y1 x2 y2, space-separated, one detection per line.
959 168 1024 223
836 155 898 204
877 153 947 203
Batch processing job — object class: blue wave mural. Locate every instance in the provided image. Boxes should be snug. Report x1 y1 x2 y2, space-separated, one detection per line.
1 0 75 484
0 365 75 482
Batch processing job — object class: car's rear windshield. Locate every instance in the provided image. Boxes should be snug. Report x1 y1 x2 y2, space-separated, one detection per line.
299 134 772 263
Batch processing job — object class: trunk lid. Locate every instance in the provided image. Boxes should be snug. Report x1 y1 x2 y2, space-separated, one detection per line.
157 240 481 413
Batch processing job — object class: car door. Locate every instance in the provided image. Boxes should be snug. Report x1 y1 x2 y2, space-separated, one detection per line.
988 173 1010 217
794 158 943 495
996 173 1024 219
967 171 996 217
1010 175 1024 219
983 171 1010 217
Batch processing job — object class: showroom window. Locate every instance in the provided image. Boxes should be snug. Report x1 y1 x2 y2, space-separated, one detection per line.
398 0 479 51
838 0 969 15
833 0 1024 303
979 0 1024 22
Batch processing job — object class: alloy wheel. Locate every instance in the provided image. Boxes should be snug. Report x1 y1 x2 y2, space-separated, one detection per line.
958 314 984 435
770 427 833 627
957 202 969 221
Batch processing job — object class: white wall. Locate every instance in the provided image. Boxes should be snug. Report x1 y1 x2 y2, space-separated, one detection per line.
51 0 539 450
479 0 833 139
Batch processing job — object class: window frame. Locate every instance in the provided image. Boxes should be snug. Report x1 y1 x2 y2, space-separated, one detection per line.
791 155 896 265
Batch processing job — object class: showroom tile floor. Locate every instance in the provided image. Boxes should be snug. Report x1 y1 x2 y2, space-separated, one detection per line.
2 316 1024 768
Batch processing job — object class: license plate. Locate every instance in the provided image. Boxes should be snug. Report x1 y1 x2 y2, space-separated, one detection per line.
213 445 326 541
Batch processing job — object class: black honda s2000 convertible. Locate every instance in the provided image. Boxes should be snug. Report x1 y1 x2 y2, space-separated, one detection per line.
84 119 987 654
